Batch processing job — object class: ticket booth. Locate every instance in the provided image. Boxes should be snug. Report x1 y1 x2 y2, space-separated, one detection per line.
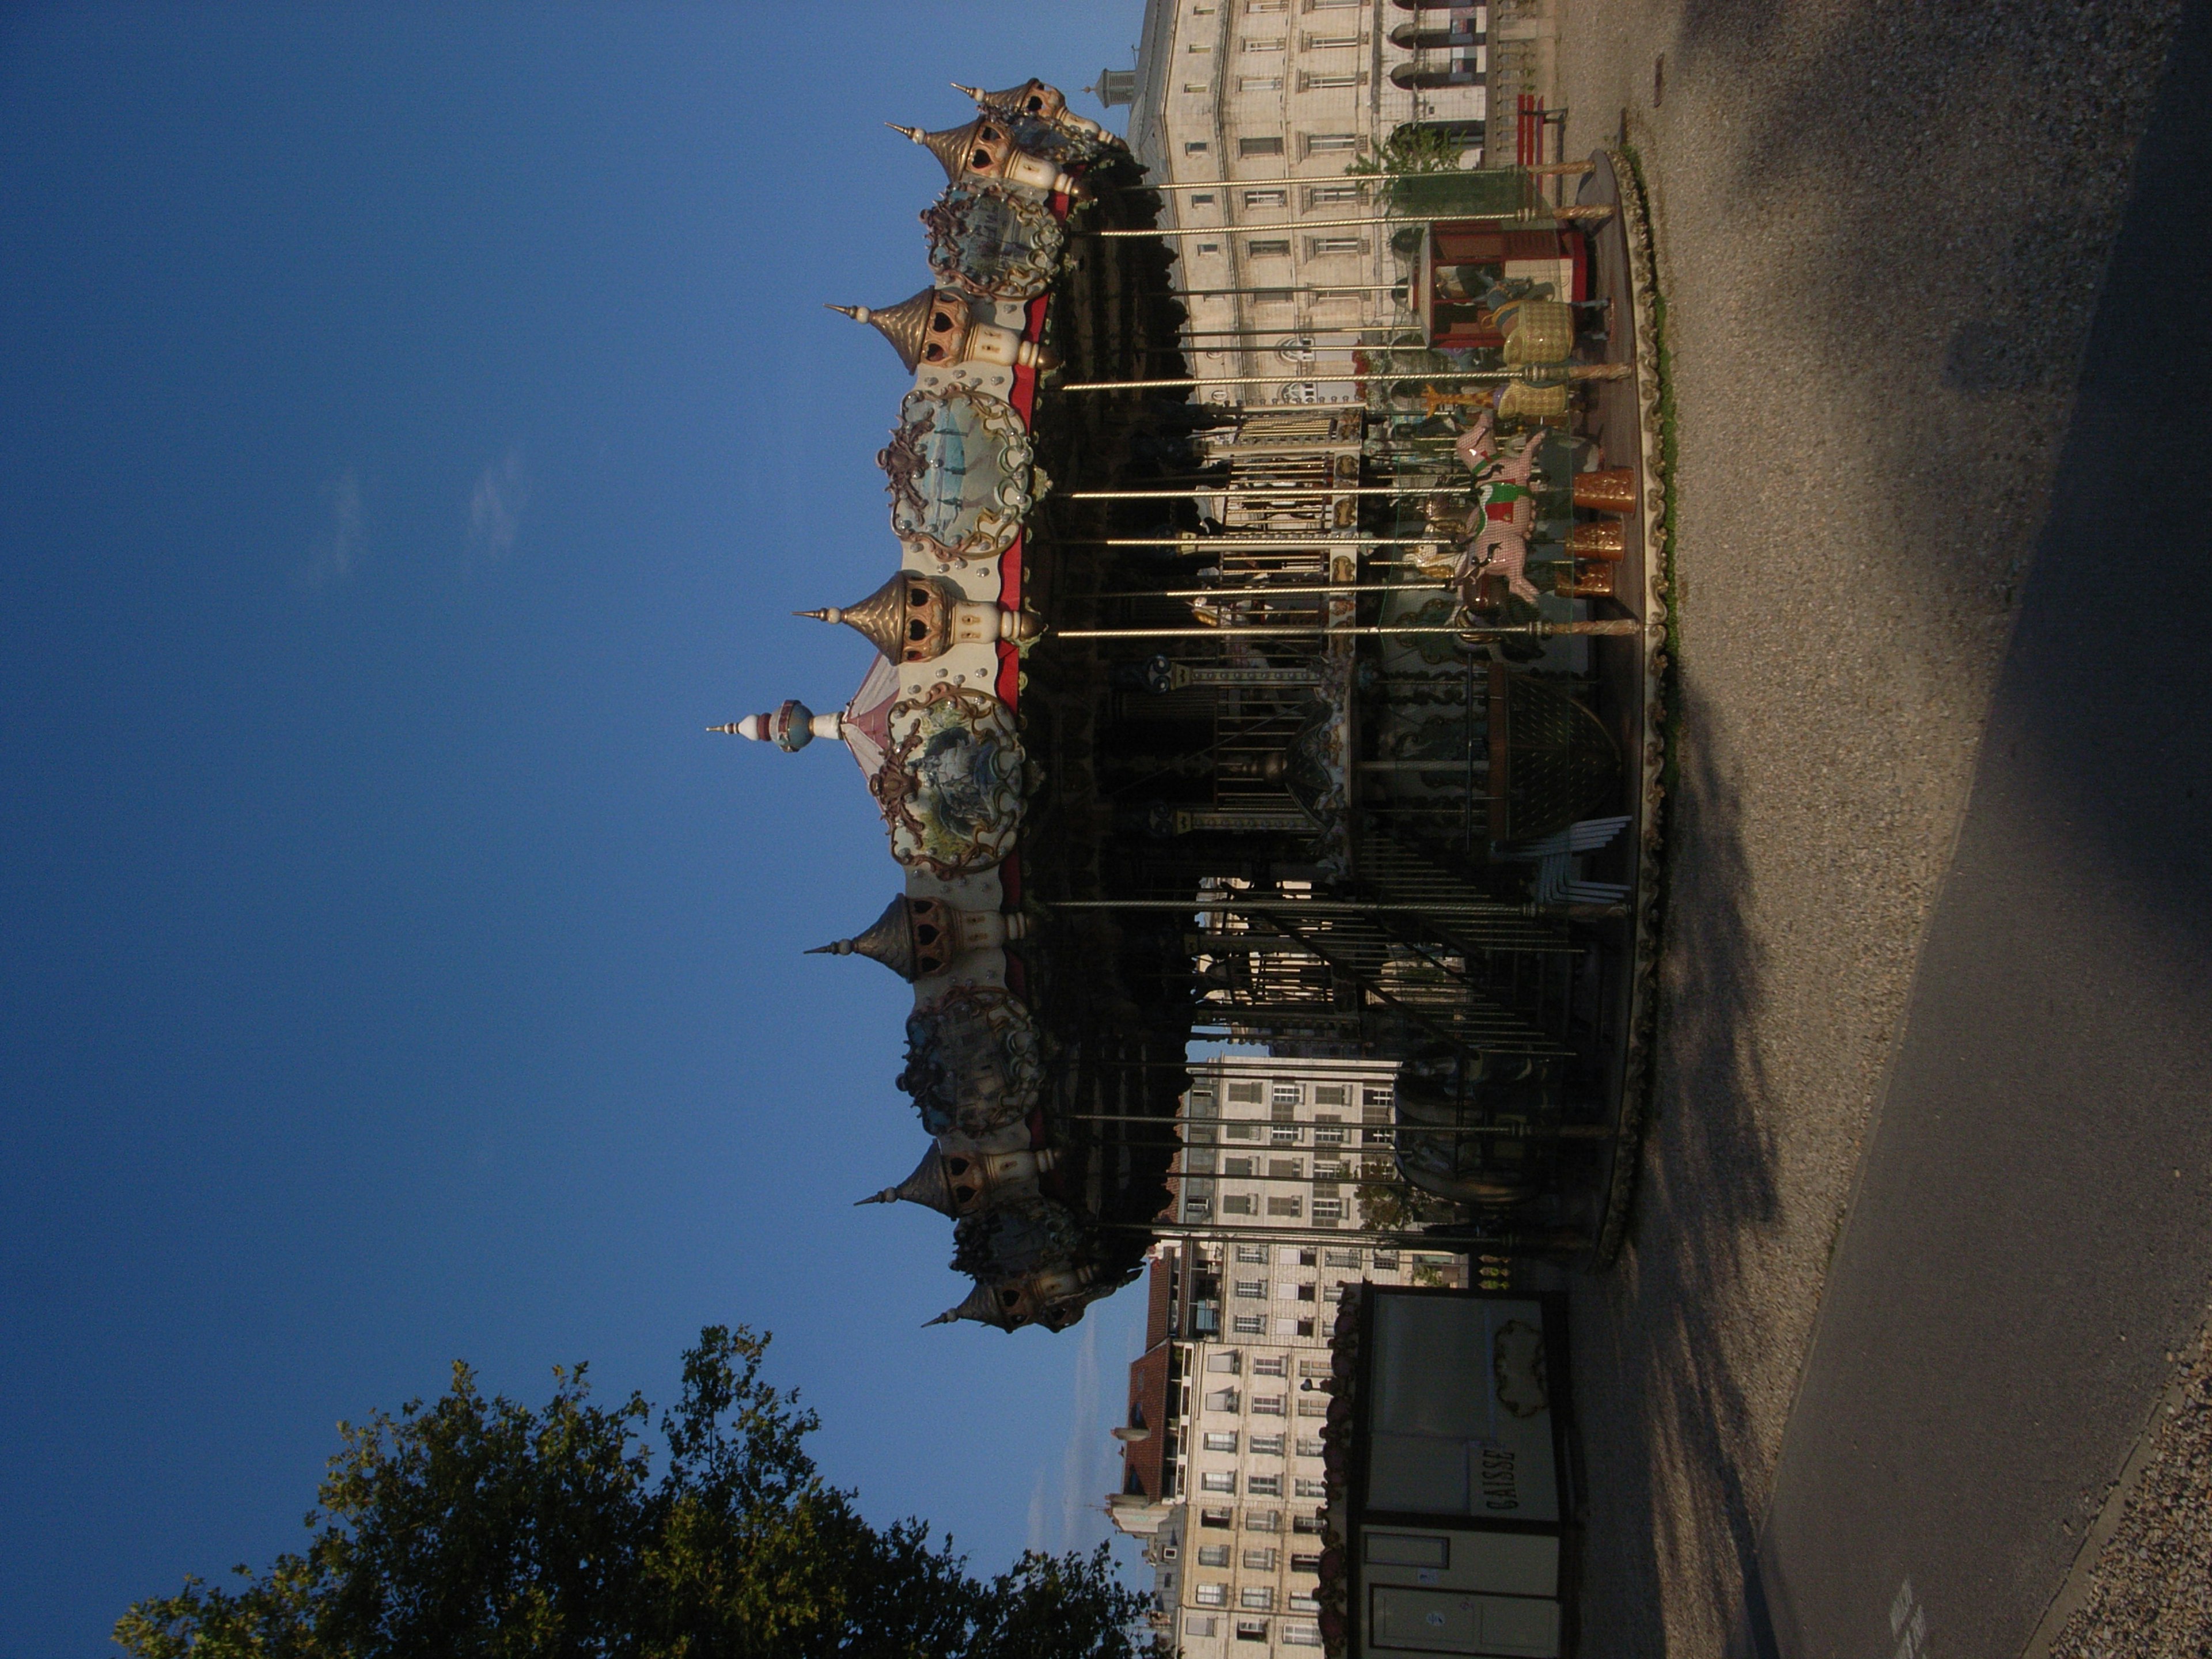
1330 1287 1577 1659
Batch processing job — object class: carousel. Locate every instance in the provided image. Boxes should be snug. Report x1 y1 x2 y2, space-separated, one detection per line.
719 79 1670 1332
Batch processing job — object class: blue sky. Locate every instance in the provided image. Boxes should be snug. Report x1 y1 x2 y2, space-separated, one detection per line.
0 6 1153 1652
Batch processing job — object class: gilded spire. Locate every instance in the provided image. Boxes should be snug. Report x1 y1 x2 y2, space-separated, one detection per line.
797 572 910 664
926 1279 1009 1328
889 118 980 186
824 289 938 373
857 1145 956 1215
805 894 918 980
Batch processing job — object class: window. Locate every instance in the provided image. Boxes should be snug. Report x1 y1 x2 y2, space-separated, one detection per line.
1233 1313 1267 1335
1188 42 1215 53
1207 1350 1243 1373
1228 1081 1264 1104
1249 1434 1284 1456
1252 1355 1287 1376
1235 1243 1271 1264
1198 1544 1232 1567
1184 82 1213 93
1205 1431 1241 1453
1300 71 1362 89
1313 1198 1344 1224
1291 1553 1322 1573
1294 1283 1317 1302
1225 1122 1258 1142
1237 75 1284 92
1202 1506 1236 1528
1201 1471 1237 1493
1302 33 1361 49
1238 135 1285 158
1190 193 1217 206
1296 1320 1316 1338
1236 1620 1271 1643
1252 1395 1286 1415
1194 1303 1221 1332
1289 1593 1320 1613
1234 1279 1267 1299
1186 1197 1215 1221
1267 1196 1304 1217
1186 141 1212 155
1305 132 1359 153
1247 0 1287 9
1247 1508 1283 1532
1363 1086 1394 1108
1373 1249 1399 1268
1294 1479 1328 1498
1240 1588 1276 1610
1188 1615 1219 1638
1297 1398 1326 1416
1224 1195 1255 1215
1296 1438 1325 1458
1243 188 1288 208
1312 1085 1349 1107
1241 37 1286 52
1247 1473 1283 1497
1206 1388 1241 1412
1312 1119 1345 1146
1306 236 1367 257
1293 1512 1327 1535
1298 1360 1332 1378
1224 1156 1255 1176
1243 1547 1279 1571
1268 1158 1302 1180
1313 1164 1347 1184
1196 1583 1230 1607
1271 1123 1301 1145
1283 1626 1323 1647
1247 238 1290 257
1196 242 1222 255
1299 1249 1316 1266
1270 1082 1302 1108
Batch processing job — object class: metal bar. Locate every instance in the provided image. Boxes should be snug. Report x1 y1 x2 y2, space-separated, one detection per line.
1092 582 1451 599
1067 484 1464 501
1124 165 1586 195
1065 363 1631 393
1054 620 1643 640
1088 206 1613 239
1050 899 1544 916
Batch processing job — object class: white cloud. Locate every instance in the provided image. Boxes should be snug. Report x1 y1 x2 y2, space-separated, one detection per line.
1025 1316 1113 1559
296 467 363 589
467 444 531 563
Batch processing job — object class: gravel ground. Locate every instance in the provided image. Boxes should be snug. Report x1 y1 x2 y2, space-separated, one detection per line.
2048 1321 2212 1658
1533 1 2190 1652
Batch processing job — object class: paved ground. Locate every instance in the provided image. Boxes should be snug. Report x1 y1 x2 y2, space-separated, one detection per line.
1535 0 2200 1652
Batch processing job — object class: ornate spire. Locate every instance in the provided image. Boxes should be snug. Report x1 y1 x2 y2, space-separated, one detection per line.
797 572 913 665
926 1279 1011 1328
824 290 938 373
888 118 980 185
806 894 918 980
710 700 839 752
857 1145 956 1215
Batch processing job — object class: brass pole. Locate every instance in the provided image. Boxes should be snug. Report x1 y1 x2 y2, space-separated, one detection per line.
1126 164 1588 195
1087 205 1614 238
1052 620 1643 641
1063 364 1630 393
1091 581 1452 599
1067 484 1464 501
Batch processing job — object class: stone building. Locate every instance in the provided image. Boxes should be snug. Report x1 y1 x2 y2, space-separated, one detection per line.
1109 1055 1464 1657
1119 0 1494 400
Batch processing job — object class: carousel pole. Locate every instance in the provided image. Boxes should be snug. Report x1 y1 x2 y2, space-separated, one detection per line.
1051 620 1644 641
1085 205 1616 238
1063 364 1630 393
1066 484 1466 501
1090 581 1454 599
1124 163 1591 194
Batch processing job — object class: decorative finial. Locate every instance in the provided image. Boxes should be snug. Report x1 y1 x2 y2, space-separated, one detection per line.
794 607 843 624
825 303 866 323
887 122 925 143
806 938 855 956
707 722 745 734
952 82 986 101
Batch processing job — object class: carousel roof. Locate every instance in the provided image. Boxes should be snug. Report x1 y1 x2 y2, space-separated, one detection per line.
888 119 981 187
808 893 918 981
857 1143 956 1215
796 570 913 666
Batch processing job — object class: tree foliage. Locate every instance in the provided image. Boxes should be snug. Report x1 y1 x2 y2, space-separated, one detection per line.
116 1327 1153 1659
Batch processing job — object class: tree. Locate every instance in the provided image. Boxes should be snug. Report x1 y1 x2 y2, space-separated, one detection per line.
115 1327 1154 1659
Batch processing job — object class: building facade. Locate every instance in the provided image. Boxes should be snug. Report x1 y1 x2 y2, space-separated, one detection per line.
1110 1056 1464 1657
1122 0 1495 402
